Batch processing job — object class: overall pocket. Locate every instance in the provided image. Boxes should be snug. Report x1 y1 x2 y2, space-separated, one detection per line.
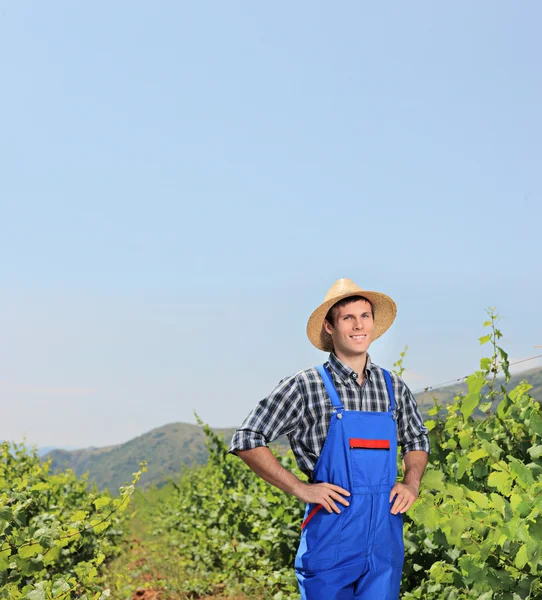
350 438 390 487
295 503 346 572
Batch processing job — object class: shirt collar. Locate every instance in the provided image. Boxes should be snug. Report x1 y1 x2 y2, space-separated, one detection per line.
326 352 373 384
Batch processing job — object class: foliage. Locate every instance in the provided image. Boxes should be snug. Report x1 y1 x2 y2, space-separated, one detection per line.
0 443 144 599
393 345 409 378
141 425 305 599
403 310 542 599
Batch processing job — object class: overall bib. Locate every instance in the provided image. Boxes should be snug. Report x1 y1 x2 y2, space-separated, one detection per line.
295 366 404 600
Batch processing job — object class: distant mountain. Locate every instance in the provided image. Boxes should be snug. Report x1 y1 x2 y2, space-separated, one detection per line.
37 445 80 456
45 366 541 492
45 422 240 492
0 442 79 456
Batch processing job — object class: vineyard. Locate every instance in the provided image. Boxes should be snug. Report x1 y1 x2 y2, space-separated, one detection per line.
0 439 145 599
2 312 541 599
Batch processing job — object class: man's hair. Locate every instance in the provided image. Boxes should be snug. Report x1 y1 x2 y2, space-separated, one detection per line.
324 295 374 327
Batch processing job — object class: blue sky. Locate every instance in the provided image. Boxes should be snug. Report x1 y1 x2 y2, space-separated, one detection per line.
1 1 541 447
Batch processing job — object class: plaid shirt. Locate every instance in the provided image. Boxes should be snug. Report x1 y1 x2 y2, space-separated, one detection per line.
229 353 430 480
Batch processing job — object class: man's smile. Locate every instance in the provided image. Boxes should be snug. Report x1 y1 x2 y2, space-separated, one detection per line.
350 335 367 340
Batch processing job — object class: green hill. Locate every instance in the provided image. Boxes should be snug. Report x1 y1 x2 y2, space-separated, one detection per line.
45 366 541 491
414 365 541 416
45 422 236 492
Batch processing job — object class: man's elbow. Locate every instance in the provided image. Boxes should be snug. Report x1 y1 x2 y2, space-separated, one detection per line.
234 446 271 465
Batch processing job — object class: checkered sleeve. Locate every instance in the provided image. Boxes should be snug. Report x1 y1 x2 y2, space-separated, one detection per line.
396 378 430 458
228 375 302 454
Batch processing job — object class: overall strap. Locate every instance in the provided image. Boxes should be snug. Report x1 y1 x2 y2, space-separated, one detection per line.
382 369 396 413
316 365 344 410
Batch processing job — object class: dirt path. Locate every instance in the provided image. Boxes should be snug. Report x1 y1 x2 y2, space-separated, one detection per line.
105 533 254 600
123 537 166 600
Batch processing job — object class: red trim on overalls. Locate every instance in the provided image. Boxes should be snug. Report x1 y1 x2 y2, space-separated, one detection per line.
349 438 390 449
301 504 323 530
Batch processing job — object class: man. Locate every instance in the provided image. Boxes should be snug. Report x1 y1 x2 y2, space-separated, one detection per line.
229 278 430 599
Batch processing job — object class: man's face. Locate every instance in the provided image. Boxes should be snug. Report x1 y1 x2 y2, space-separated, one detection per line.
323 299 374 358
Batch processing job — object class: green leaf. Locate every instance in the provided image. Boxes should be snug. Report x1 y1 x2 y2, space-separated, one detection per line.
466 372 486 394
0 508 12 521
509 381 533 401
479 334 492 345
43 544 60 565
25 588 46 600
425 420 436 431
18 543 43 559
488 471 513 495
515 544 528 569
467 448 488 463
490 493 507 518
93 496 110 510
527 444 542 460
458 554 484 583
510 493 521 512
498 347 510 381
71 510 87 522
508 459 534 487
0 555 10 571
529 413 542 436
497 394 509 418
446 516 467 544
419 505 439 530
461 392 480 420
90 519 110 534
34 527 54 548
422 469 445 492
52 578 71 596
510 493 531 518
480 357 492 371
456 455 470 479
467 489 489 509
446 484 465 500
480 440 502 460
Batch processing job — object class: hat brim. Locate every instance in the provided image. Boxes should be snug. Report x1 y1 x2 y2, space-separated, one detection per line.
306 290 397 352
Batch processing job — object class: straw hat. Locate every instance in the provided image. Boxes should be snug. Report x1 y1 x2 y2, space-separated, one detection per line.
306 278 397 352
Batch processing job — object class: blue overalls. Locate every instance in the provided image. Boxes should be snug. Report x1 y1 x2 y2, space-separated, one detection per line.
295 366 404 599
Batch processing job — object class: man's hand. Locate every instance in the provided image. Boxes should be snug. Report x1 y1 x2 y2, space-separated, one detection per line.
294 481 351 514
389 482 419 514
390 449 428 514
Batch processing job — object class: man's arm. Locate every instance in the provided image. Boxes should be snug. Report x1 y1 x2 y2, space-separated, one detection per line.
236 446 351 514
230 375 351 513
